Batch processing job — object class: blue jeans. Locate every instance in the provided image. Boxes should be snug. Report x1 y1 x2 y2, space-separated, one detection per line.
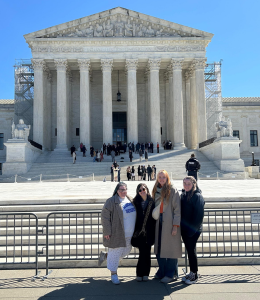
155 214 178 279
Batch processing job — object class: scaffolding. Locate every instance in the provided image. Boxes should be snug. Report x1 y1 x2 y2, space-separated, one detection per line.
14 59 34 140
205 62 222 139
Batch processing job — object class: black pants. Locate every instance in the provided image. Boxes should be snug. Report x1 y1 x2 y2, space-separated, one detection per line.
148 173 151 181
182 232 200 273
188 170 198 181
136 242 152 277
157 148 159 153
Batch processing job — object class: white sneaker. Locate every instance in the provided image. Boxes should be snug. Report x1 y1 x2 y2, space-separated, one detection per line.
111 274 120 285
98 251 107 267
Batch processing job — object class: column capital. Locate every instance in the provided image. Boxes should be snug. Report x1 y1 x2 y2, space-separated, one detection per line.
66 68 73 82
125 59 138 71
194 58 207 70
171 58 184 70
54 59 68 70
101 59 113 72
78 59 91 71
184 70 191 82
31 59 46 71
167 65 173 77
147 58 161 71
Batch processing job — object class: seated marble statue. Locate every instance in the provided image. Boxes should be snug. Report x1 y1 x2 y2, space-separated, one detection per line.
11 119 31 140
215 117 233 138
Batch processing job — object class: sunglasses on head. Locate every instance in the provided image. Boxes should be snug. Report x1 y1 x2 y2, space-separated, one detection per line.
138 188 146 192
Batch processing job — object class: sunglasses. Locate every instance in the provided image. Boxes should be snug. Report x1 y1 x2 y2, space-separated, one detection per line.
138 188 146 192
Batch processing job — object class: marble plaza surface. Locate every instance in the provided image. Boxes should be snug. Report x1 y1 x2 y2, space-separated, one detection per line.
0 180 259 203
0 266 259 300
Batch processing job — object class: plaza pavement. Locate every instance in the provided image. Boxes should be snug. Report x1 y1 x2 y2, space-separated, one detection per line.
0 179 260 202
0 266 259 299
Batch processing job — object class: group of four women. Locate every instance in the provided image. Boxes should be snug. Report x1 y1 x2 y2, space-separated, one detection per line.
99 170 205 285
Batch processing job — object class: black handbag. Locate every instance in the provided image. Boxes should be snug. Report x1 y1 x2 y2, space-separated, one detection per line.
131 200 153 247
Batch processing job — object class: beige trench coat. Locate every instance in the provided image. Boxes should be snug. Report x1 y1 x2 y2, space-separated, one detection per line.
154 187 182 258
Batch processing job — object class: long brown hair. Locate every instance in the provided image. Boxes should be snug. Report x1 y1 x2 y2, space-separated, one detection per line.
183 176 197 200
152 170 171 202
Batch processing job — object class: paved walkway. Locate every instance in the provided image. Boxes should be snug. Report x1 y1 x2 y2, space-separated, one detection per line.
0 266 259 299
0 180 260 202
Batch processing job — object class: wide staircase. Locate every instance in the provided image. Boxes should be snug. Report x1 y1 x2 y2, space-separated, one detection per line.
3 148 246 183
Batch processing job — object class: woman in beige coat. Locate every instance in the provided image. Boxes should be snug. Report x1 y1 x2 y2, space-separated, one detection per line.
152 170 182 283
99 182 136 285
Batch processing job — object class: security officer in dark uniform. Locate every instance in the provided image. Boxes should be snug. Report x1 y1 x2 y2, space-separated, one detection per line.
185 154 201 181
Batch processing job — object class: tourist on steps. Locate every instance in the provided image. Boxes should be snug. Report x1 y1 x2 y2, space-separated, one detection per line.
72 151 76 164
181 176 204 285
131 183 155 281
152 170 182 283
99 182 136 285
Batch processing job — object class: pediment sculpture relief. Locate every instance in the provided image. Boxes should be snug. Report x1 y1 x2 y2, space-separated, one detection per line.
39 14 199 39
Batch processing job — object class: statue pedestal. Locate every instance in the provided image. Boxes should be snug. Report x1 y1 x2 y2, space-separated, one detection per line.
246 166 260 179
199 137 245 172
2 139 42 176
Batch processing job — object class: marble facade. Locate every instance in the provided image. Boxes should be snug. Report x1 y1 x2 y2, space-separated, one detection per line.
24 7 213 151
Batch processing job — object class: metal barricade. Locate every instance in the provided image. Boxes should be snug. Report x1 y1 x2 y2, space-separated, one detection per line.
0 213 40 279
184 208 260 272
44 211 103 278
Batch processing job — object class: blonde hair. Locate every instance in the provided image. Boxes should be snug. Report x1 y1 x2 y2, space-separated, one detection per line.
183 176 197 200
152 170 171 202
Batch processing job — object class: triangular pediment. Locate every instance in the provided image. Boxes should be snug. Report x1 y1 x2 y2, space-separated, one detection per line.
24 7 213 40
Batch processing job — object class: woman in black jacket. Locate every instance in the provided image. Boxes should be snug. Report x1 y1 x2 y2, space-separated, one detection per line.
181 176 205 285
131 183 156 282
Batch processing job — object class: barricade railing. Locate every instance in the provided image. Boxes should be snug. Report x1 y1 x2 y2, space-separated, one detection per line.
2 209 260 278
0 213 42 280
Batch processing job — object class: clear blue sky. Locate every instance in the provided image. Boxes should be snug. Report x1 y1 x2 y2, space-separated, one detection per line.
1 0 259 99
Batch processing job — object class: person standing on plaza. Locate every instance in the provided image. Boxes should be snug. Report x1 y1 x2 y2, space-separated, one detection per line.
181 176 204 284
142 165 147 181
129 150 133 163
111 149 116 163
145 149 148 162
103 143 107 155
100 151 104 162
131 183 156 281
152 165 156 180
152 170 182 283
90 146 94 157
139 148 143 161
185 154 201 181
138 165 142 180
118 164 121 182
72 151 76 164
99 182 136 285
127 166 131 181
80 142 83 152
147 165 152 181
110 165 114 182
131 166 135 181
157 142 160 153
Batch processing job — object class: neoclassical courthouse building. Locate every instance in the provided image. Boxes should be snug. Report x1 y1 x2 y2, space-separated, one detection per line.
0 7 260 167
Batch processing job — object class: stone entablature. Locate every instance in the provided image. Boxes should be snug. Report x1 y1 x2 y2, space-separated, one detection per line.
223 97 260 103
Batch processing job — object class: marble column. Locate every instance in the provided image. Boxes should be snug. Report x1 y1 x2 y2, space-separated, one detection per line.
54 59 68 150
195 58 207 144
101 59 113 144
45 68 52 150
190 65 198 149
164 71 170 140
31 59 45 147
185 71 191 149
148 59 161 145
78 59 91 150
126 59 138 143
167 67 174 143
144 69 151 141
171 59 186 149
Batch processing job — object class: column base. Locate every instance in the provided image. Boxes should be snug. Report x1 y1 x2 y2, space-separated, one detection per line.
174 143 186 150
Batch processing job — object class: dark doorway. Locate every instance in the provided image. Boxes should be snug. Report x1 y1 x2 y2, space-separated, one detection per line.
113 112 127 145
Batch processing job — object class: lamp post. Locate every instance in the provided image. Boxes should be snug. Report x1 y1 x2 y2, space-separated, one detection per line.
251 152 256 166
117 70 121 102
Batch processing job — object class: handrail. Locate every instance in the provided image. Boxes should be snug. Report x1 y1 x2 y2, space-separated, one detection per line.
199 137 217 148
28 139 42 150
